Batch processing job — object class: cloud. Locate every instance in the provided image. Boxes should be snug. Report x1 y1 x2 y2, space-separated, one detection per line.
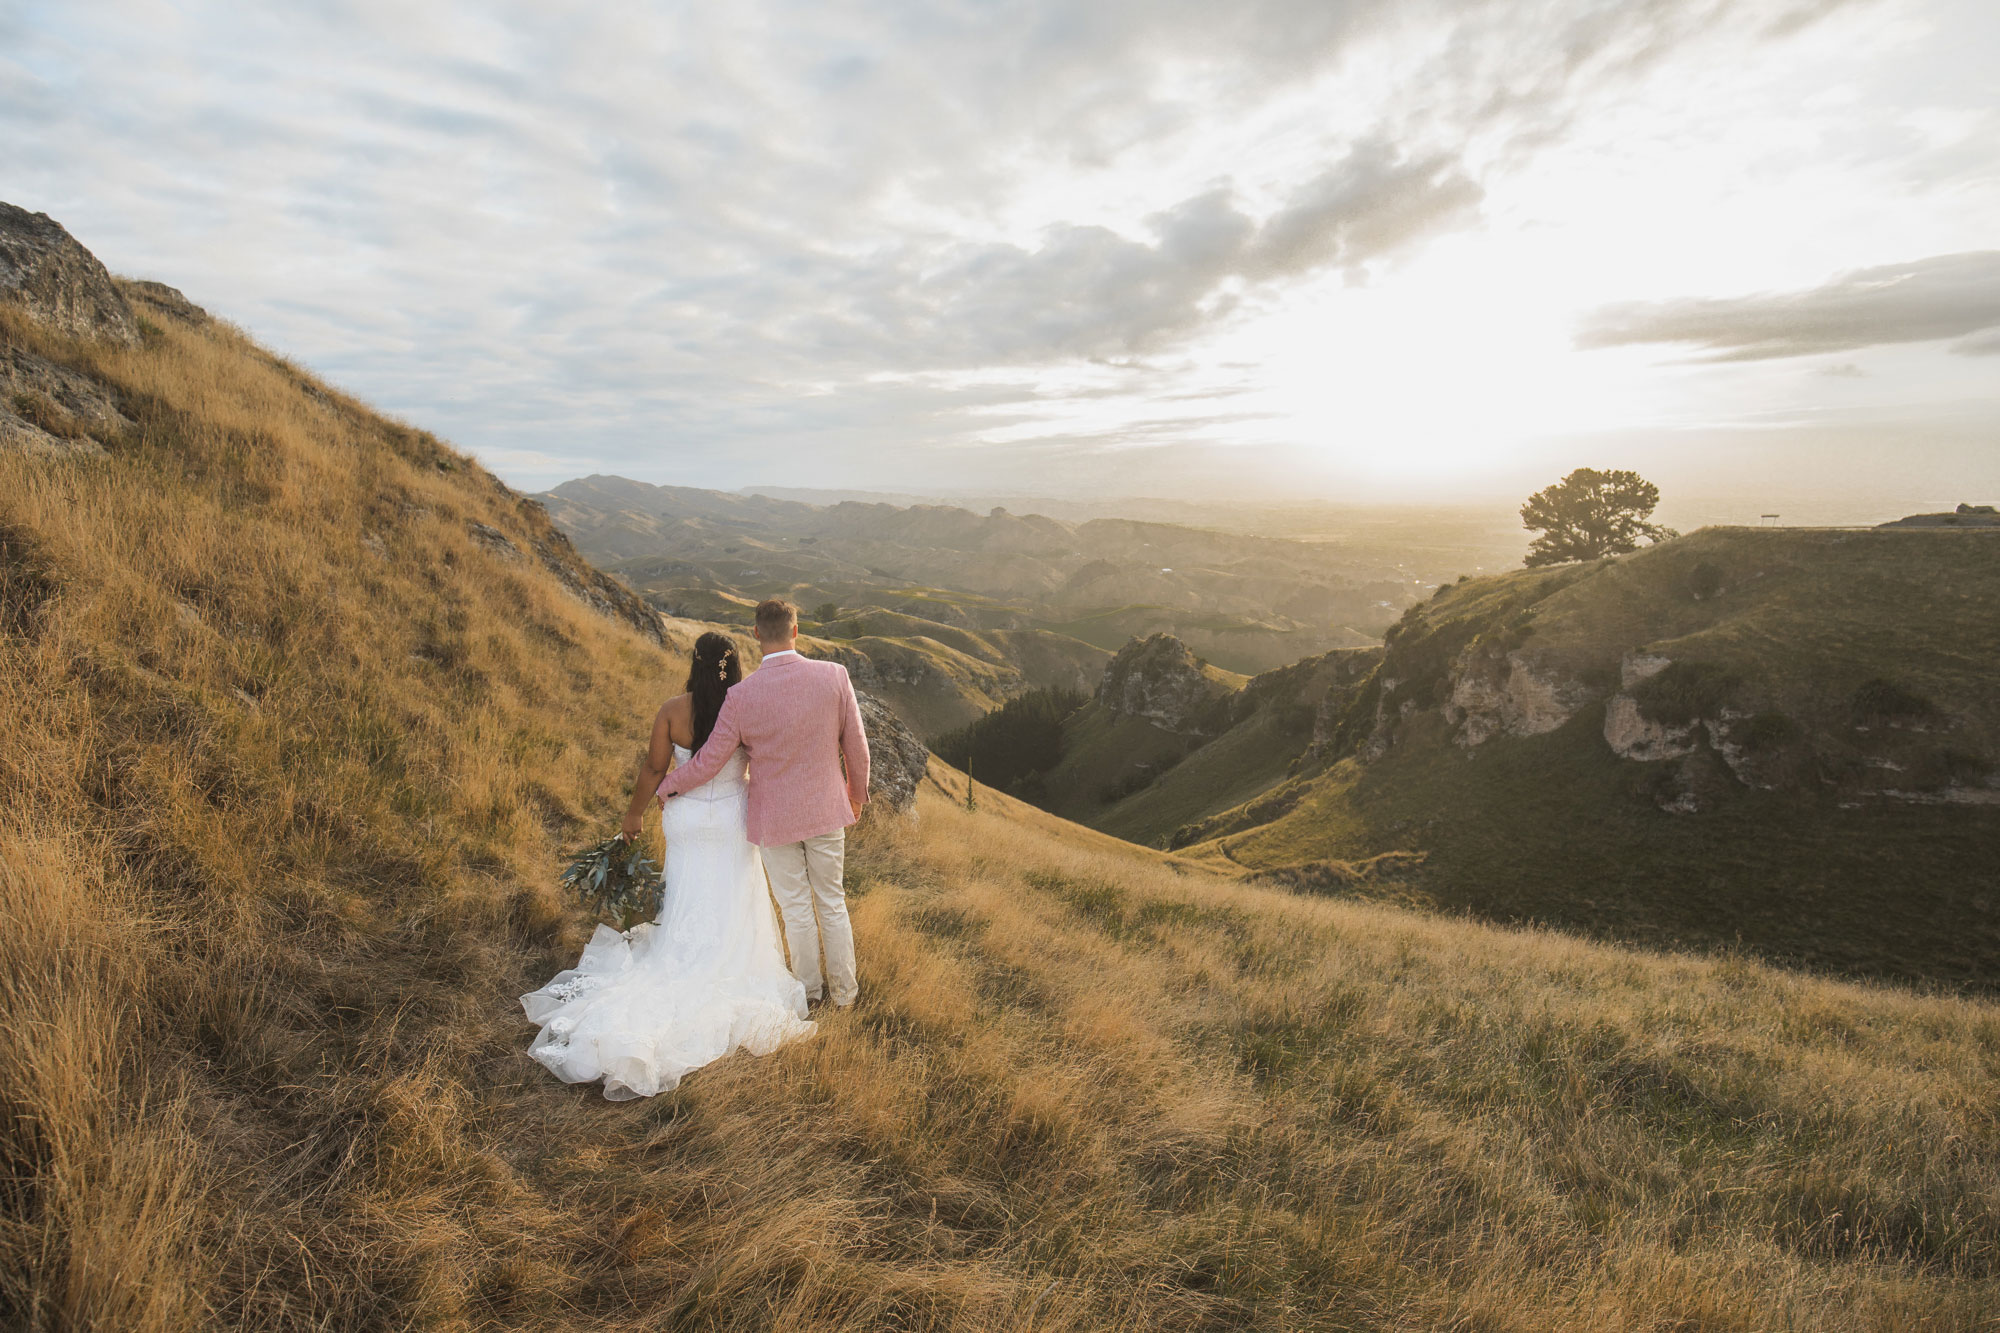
1575 251 2000 360
1951 326 2000 356
851 141 1482 365
0 0 1953 498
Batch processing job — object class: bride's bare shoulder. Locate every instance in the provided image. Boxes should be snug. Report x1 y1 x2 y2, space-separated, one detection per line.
658 693 697 748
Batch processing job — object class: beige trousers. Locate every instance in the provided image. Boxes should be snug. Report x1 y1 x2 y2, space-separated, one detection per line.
759 829 855 1005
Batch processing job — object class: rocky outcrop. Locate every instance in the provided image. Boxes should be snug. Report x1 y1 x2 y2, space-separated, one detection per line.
0 345 133 459
1290 648 1381 762
1444 645 1594 748
467 521 520 560
1598 652 1694 762
0 203 140 345
1601 652 1692 761
856 689 928 816
1096 633 1223 733
125 280 209 325
811 641 880 689
1603 694 1699 763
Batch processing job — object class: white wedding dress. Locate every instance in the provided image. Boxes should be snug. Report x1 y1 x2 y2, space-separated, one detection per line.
521 744 815 1100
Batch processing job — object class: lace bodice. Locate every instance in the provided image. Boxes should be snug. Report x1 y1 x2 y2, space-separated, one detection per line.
672 742 748 797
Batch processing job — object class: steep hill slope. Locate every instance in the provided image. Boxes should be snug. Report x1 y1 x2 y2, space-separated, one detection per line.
931 631 1382 849
3 207 1997 1331
1172 528 2000 990
0 210 931 1327
1073 640 1381 846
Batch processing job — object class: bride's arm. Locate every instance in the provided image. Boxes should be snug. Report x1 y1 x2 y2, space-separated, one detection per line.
620 702 678 838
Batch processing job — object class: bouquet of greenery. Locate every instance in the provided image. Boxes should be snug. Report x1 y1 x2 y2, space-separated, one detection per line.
558 833 662 930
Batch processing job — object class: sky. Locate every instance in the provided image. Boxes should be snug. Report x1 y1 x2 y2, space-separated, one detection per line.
5 0 1997 522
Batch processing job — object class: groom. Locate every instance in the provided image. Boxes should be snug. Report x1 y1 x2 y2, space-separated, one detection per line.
658 598 870 1009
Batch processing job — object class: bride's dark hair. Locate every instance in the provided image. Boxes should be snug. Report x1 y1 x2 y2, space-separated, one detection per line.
686 632 743 750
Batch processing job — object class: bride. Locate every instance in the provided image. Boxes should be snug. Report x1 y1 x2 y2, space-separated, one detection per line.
521 632 815 1099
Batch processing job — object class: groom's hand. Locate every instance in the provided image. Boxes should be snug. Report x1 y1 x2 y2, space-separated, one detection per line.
850 797 865 820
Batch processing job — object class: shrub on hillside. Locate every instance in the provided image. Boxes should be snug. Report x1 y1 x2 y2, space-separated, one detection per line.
1632 660 1742 728
1097 763 1170 806
1851 677 1935 725
1687 561 1725 601
1938 748 1993 784
1740 711 1800 751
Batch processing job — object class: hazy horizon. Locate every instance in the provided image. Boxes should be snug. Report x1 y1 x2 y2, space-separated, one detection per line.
563 473 1987 535
7 0 1996 513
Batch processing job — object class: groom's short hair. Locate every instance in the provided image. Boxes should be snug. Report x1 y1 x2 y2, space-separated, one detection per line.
754 598 798 641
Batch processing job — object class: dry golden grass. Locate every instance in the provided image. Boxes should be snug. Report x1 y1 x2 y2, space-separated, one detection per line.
1 301 1996 1330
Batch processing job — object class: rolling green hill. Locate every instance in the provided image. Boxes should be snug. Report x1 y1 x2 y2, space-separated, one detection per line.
1169 527 2000 991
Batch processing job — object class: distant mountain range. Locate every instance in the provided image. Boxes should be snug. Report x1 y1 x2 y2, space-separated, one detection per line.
532 473 1486 732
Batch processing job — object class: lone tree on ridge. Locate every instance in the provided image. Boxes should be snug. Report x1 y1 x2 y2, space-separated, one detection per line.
1520 467 1676 567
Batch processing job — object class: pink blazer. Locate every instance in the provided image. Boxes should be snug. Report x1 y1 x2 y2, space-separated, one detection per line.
658 652 870 846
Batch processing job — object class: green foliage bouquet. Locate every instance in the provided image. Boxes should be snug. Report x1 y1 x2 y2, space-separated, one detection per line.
558 833 661 930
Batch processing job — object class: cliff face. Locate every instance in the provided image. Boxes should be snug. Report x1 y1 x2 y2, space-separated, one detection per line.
1320 532 2000 815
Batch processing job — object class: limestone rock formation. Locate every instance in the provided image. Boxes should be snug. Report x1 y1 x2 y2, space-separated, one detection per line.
856 689 928 816
529 532 665 647
1096 633 1223 733
0 202 140 345
126 280 209 325
1602 693 1699 763
1444 645 1594 748
1602 653 1698 761
0 345 133 459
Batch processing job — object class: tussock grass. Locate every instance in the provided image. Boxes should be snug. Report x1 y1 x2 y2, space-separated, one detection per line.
2 302 1995 1329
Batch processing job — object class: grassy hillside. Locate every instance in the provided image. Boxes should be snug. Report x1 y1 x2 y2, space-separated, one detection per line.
1175 528 2000 992
5 266 1998 1331
1089 693 1314 843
